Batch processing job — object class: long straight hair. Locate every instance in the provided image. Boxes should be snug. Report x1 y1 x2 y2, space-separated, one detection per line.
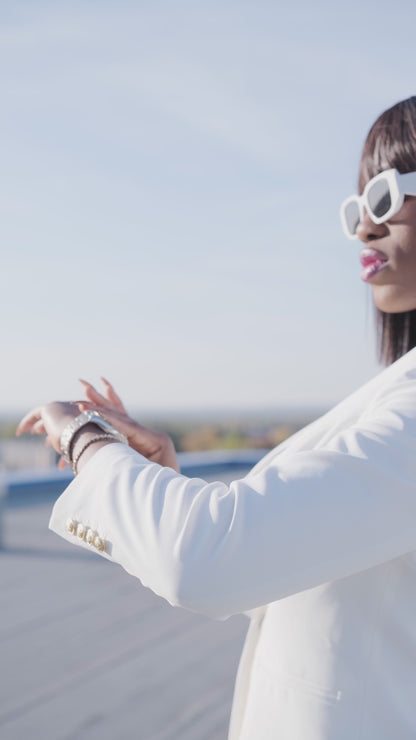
359 96 416 365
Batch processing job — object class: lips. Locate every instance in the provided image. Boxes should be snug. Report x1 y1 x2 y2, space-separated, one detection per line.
360 248 388 267
360 248 389 282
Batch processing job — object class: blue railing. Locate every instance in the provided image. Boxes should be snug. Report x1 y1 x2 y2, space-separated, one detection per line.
0 449 268 547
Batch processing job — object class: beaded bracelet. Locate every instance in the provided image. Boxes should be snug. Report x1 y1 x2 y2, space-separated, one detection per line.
71 433 119 474
60 410 128 465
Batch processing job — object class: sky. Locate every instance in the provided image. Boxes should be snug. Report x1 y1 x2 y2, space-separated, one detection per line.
1 0 416 416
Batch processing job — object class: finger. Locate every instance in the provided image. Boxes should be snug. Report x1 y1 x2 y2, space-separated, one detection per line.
77 402 95 411
58 456 67 470
76 403 139 440
77 401 110 418
101 377 127 413
16 407 43 436
74 402 162 458
79 379 113 409
76 402 121 424
32 419 46 435
87 403 159 450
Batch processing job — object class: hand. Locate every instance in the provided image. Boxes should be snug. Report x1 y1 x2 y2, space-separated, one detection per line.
16 401 82 470
79 378 180 473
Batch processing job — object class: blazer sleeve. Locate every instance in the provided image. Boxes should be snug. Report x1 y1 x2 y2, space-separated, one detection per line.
49 370 416 620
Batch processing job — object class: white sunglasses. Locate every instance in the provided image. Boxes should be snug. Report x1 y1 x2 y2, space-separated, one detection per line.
340 168 416 240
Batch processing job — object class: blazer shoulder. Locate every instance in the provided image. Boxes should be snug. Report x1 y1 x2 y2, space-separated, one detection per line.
252 349 416 475
362 348 416 415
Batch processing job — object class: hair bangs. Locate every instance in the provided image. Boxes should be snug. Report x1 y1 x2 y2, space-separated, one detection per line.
359 97 416 193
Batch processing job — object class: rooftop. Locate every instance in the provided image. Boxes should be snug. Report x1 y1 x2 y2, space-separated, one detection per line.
1 460 253 740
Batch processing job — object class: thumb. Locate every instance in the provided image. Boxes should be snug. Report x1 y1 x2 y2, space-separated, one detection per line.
58 457 67 470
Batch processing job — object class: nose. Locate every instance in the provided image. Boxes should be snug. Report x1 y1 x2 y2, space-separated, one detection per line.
356 208 388 242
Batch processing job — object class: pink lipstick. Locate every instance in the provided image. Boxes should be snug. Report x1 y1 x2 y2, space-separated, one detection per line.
360 248 388 282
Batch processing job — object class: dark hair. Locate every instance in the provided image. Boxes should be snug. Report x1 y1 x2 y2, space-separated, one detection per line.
359 96 416 365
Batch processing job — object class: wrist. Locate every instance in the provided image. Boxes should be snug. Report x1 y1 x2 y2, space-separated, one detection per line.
70 423 104 459
71 424 118 474
60 409 128 465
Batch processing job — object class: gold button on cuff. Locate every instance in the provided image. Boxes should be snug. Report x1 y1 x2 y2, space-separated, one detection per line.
86 528 95 545
66 519 77 535
76 523 87 540
94 536 106 552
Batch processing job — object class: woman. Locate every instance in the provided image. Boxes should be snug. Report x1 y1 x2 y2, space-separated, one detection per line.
17 96 416 739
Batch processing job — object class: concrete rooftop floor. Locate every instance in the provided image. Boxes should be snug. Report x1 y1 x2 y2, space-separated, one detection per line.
1 471 248 740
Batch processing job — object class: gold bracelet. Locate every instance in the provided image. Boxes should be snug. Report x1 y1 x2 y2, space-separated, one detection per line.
72 433 119 474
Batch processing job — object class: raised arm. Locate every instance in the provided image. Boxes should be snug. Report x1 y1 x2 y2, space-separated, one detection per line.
48 371 416 620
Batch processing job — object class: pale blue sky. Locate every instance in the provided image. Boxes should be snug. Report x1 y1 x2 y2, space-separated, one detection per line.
1 1 415 414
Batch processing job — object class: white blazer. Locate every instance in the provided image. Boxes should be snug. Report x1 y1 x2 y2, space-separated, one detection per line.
49 348 416 739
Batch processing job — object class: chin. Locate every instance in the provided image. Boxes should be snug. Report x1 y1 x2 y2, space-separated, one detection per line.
372 285 416 313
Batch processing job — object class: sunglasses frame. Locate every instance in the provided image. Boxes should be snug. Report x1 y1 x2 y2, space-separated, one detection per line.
340 168 416 240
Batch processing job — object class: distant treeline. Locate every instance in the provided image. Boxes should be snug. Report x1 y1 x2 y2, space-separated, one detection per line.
1 411 320 452
142 413 318 452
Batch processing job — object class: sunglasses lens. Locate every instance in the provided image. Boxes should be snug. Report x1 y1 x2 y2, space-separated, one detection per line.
367 177 391 219
344 200 361 236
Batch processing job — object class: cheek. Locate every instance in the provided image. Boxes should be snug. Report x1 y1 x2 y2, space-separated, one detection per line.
394 228 416 270
391 201 416 241
368 203 416 312
371 228 416 312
